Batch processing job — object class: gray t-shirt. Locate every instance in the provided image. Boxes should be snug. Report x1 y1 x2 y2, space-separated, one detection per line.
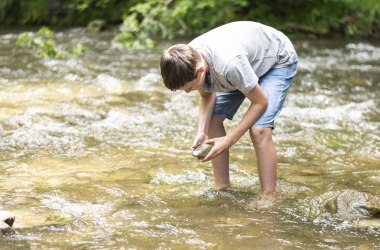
188 21 297 94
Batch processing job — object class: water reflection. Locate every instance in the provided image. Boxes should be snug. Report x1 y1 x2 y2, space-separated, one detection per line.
0 29 379 248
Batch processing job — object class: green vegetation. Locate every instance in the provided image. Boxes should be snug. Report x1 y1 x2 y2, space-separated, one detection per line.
16 27 86 59
0 0 134 26
2 0 380 49
113 0 247 48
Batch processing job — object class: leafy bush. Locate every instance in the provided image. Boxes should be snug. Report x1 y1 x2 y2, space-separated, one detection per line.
16 27 86 59
113 0 380 48
2 0 380 49
113 0 247 48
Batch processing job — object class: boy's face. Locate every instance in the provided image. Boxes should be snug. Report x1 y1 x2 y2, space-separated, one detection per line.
179 67 205 93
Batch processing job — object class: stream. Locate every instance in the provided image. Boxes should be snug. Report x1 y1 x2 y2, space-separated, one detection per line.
0 28 379 249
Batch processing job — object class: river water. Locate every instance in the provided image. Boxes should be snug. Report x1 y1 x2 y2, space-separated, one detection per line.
0 28 379 249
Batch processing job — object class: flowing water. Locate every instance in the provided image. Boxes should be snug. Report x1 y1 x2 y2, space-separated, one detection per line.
0 28 379 249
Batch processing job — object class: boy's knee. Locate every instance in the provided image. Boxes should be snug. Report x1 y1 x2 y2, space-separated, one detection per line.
250 127 272 146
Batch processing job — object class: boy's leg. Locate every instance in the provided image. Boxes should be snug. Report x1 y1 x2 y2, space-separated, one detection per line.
210 90 246 190
208 115 230 190
249 127 277 193
250 60 298 194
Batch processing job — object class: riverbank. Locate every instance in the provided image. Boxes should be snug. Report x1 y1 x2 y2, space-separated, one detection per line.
1 0 379 45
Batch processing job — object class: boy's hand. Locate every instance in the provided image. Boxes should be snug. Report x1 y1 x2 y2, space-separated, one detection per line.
201 135 234 162
192 132 208 149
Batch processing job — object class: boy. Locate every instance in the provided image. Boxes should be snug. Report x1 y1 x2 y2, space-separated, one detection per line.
160 21 298 196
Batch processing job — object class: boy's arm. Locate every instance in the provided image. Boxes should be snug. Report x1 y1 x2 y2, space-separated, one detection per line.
202 84 267 161
192 88 216 148
228 83 268 143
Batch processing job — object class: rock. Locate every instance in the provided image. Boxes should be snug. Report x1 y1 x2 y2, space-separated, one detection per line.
0 211 15 227
353 200 380 218
0 211 15 234
336 190 380 219
192 143 213 159
298 190 380 223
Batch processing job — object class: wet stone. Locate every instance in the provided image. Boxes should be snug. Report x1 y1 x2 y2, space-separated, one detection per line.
299 190 380 223
336 190 380 219
0 211 15 227
192 143 213 159
0 211 15 233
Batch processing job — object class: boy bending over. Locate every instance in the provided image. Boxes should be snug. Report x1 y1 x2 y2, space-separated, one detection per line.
160 21 298 197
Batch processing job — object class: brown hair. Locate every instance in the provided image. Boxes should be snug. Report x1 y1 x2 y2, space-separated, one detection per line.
160 44 201 91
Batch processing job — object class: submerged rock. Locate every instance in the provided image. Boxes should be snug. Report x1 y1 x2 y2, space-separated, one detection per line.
336 190 380 219
297 190 380 228
192 143 213 159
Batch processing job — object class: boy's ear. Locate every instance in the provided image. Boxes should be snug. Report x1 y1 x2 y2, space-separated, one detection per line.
198 66 205 73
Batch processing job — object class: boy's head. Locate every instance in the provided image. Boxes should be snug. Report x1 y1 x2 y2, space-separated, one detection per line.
160 44 201 91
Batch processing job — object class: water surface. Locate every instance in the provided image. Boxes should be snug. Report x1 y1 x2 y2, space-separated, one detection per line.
0 29 379 249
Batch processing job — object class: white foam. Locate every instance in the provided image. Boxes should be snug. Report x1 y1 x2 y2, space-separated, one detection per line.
96 74 123 94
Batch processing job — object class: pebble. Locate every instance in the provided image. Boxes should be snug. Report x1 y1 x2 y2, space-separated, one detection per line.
192 143 213 159
0 211 15 233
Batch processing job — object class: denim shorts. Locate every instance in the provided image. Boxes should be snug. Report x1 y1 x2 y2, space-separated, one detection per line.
213 59 298 128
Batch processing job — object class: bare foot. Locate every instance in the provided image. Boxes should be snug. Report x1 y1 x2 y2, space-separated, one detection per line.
213 182 231 191
246 191 278 210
